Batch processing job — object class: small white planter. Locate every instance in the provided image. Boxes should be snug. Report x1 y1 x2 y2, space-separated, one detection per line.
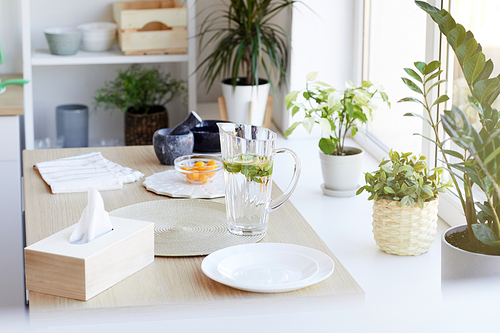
319 147 364 195
221 78 270 126
442 224 500 280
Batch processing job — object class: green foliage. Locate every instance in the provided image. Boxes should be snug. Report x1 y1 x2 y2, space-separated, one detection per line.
284 73 390 155
222 154 273 183
196 0 299 93
403 1 500 247
93 64 187 115
357 150 450 208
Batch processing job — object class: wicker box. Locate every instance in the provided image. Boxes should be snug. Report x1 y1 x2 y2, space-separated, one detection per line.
24 216 154 301
372 198 439 256
113 0 188 55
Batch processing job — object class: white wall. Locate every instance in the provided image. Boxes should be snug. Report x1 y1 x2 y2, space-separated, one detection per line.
279 0 359 136
0 0 23 74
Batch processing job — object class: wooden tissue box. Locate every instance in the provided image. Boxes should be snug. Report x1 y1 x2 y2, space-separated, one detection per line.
113 0 188 55
24 216 154 301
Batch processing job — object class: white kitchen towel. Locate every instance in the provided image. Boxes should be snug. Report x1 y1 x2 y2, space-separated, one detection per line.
69 188 113 244
35 151 144 193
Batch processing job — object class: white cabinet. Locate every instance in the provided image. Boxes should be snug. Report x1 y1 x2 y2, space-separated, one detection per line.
21 0 197 149
0 116 24 307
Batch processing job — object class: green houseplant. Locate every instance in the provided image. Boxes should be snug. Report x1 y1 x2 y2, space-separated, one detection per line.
0 42 29 93
94 64 187 146
399 1 500 277
357 150 449 255
284 72 389 195
197 0 298 125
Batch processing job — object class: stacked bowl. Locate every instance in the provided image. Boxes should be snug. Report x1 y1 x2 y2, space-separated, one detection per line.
44 28 82 55
77 22 117 52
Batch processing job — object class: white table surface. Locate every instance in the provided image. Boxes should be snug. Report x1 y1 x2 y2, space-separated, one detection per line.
6 120 498 332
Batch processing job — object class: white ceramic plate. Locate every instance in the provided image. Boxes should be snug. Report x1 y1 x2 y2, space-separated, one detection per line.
143 169 225 199
201 243 335 293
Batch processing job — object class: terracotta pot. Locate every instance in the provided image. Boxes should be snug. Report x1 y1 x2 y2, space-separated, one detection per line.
319 147 364 192
442 224 500 280
125 106 168 146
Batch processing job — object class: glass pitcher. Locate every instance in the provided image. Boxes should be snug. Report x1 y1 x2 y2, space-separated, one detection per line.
217 123 301 235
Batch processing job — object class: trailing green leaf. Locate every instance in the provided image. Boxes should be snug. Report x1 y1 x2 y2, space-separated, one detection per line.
357 149 450 206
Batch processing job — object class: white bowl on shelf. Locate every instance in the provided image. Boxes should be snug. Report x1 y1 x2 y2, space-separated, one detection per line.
77 22 117 52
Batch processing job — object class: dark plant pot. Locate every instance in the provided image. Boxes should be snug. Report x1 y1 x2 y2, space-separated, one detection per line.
153 128 194 165
125 106 168 146
442 224 500 281
191 120 231 153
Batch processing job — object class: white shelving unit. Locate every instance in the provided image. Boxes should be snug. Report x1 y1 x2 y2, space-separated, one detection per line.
21 0 197 150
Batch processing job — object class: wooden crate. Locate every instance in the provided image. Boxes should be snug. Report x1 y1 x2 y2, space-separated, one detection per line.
113 0 188 55
25 216 154 301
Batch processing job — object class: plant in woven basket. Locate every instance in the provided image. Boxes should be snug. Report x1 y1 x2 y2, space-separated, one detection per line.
357 149 450 256
93 64 187 145
357 149 451 208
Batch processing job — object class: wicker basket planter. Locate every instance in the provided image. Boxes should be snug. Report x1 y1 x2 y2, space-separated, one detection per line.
125 108 168 146
372 198 439 256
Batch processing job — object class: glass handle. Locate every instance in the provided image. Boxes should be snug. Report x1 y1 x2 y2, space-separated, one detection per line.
268 148 301 212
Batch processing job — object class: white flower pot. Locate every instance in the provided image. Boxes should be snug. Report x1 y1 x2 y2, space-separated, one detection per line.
442 224 500 280
221 78 270 125
319 147 364 194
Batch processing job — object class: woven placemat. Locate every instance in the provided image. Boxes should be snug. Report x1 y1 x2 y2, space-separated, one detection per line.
110 199 265 256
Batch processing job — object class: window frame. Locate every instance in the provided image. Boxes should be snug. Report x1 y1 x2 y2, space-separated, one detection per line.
354 0 467 227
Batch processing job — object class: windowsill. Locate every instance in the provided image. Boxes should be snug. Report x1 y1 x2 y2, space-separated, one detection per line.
274 132 449 301
190 104 496 331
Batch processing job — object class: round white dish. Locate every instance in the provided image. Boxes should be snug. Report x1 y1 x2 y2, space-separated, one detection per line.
143 169 225 199
321 183 360 197
77 22 117 52
201 243 335 293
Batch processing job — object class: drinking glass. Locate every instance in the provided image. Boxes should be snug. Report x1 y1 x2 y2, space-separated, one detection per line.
218 123 301 235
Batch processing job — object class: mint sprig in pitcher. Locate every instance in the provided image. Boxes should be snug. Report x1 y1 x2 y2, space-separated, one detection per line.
218 123 301 235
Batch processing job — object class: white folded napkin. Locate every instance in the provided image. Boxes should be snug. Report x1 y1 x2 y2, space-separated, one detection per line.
35 151 144 194
70 188 113 244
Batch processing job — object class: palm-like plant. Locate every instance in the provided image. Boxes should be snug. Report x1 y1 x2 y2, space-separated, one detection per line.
401 1 500 248
197 0 298 93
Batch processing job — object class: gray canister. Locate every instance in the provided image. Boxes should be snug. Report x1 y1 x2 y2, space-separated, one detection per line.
56 104 89 148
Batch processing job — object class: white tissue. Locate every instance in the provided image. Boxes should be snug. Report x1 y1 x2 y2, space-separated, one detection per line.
69 188 113 244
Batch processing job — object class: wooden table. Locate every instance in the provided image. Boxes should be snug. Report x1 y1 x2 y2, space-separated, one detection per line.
0 74 24 116
23 146 364 326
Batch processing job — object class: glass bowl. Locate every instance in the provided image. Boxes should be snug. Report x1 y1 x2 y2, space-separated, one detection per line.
174 155 222 185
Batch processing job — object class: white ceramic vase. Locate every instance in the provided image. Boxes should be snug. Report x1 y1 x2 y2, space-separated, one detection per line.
442 224 500 280
319 147 364 195
221 78 270 125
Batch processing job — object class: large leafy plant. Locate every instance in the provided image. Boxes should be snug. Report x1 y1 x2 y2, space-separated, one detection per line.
284 72 389 155
357 150 450 208
93 64 187 115
399 1 500 247
197 0 298 93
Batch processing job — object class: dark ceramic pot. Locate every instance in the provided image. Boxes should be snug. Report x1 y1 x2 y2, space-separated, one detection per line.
153 128 194 165
191 120 231 153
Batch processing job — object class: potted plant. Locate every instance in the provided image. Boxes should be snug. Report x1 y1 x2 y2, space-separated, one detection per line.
196 0 298 125
93 64 187 146
0 42 29 94
399 1 500 278
357 150 450 255
284 72 389 196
